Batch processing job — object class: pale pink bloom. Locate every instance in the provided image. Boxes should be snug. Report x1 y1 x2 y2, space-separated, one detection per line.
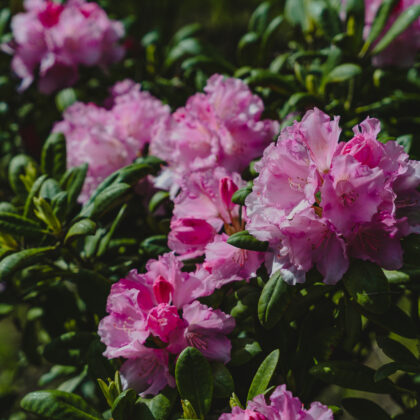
109 80 170 151
219 385 333 420
150 74 278 181
196 234 264 288
173 168 245 231
6 0 124 93
168 218 216 260
170 301 235 363
53 102 138 203
120 348 175 397
364 0 420 67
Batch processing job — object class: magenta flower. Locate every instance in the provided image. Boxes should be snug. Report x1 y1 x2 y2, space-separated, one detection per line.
246 109 420 284
364 0 420 67
150 74 279 182
219 385 333 420
6 0 125 93
119 348 175 397
53 79 168 202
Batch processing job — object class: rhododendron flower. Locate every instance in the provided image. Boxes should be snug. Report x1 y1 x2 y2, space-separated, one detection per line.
150 74 279 182
363 0 420 67
246 108 420 284
53 80 168 202
196 234 264 288
5 0 125 93
219 385 333 419
119 348 175 397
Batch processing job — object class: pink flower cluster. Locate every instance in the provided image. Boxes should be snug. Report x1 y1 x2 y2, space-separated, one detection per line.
150 74 279 189
53 79 169 202
98 252 235 396
219 385 333 420
364 0 420 67
5 0 125 93
246 108 420 285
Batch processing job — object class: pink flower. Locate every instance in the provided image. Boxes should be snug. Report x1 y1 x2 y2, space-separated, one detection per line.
119 348 175 397
170 301 235 363
219 385 333 420
146 304 184 343
150 74 278 181
173 168 245 231
53 80 168 202
168 218 216 260
53 102 138 203
6 0 125 93
196 233 264 288
245 109 419 284
364 0 420 67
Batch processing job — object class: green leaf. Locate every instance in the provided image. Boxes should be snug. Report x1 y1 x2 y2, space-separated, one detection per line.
227 230 268 252
344 0 365 47
81 183 132 220
138 388 178 420
141 235 170 257
9 154 39 198
165 38 203 69
212 363 234 399
248 2 271 35
56 88 77 112
343 260 390 314
60 164 88 213
40 178 61 201
374 362 406 382
149 191 170 213
232 184 252 205
396 135 412 153
65 219 96 244
324 63 362 84
41 133 67 181
0 212 47 238
310 361 394 393
21 390 102 420
258 270 292 329
306 0 342 39
285 0 308 29
230 338 262 366
175 347 213 418
372 5 420 55
111 389 137 420
342 398 391 420
376 336 419 365
43 332 96 366
23 174 48 217
171 23 202 45
0 246 55 281
97 204 127 257
247 349 279 401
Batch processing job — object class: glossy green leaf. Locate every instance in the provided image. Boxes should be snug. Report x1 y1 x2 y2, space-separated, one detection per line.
141 235 170 257
248 2 271 35
41 133 67 181
21 390 102 420
0 246 55 281
306 0 341 39
56 88 77 112
310 361 394 393
232 184 252 205
258 270 292 329
165 38 203 68
342 398 391 420
376 336 419 365
0 212 47 238
111 389 137 420
247 349 279 401
65 219 96 244
149 191 170 213
372 5 420 54
212 363 234 399
230 338 262 366
227 230 268 252
9 154 38 198
324 63 362 84
343 260 390 314
175 347 213 418
138 388 178 420
60 164 88 213
23 174 48 217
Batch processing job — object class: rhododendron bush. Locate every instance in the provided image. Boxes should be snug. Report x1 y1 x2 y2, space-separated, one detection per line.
0 1 420 420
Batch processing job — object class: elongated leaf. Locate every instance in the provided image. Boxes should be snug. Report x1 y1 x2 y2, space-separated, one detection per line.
138 388 178 420
9 154 38 198
227 230 268 252
306 0 341 39
372 5 420 54
258 270 292 329
0 212 47 238
60 164 88 213
376 336 419 365
232 184 252 205
21 390 102 420
212 363 234 399
310 361 394 393
248 2 271 34
247 349 279 401
230 338 262 366
65 219 96 244
324 63 361 84
345 0 365 46
111 389 137 420
175 347 213 417
165 38 203 68
0 246 55 281
56 88 77 112
23 174 48 217
343 260 390 314
342 398 391 420
40 178 61 201
41 133 67 181
149 191 169 213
